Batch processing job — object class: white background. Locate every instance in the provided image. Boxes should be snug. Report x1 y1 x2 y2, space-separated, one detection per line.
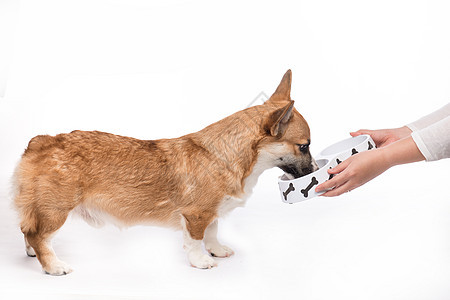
1 0 449 299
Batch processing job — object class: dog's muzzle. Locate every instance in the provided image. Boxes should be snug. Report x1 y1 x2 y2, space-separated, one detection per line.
279 162 315 179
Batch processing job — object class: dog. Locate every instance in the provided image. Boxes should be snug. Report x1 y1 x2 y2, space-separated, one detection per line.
13 70 317 275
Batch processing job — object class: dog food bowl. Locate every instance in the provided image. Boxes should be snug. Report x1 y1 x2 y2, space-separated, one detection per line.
278 134 375 204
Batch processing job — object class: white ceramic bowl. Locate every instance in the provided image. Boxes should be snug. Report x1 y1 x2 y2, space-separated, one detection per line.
278 134 375 204
316 134 375 162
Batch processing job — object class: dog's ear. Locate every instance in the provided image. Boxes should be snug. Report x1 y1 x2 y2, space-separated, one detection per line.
266 100 295 137
267 69 292 104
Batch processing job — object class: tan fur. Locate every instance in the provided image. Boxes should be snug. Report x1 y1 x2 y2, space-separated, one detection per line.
13 70 315 274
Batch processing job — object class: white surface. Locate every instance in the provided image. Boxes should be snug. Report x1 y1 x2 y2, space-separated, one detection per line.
0 0 19 96
1 0 450 299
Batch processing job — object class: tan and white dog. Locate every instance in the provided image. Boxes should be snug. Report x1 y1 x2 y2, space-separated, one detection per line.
13 70 316 275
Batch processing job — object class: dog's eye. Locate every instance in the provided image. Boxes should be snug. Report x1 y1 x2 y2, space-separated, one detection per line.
297 143 310 153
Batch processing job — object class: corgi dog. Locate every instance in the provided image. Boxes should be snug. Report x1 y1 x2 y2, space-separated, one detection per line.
13 70 317 275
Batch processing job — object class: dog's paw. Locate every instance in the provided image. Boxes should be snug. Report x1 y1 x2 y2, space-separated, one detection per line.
26 246 36 257
43 259 73 276
206 243 234 258
188 252 218 269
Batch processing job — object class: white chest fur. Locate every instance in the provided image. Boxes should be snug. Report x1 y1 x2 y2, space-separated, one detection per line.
218 147 278 217
217 195 246 217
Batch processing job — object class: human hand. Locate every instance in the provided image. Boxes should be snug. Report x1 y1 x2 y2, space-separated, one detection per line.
315 149 390 197
350 126 412 148
315 136 425 197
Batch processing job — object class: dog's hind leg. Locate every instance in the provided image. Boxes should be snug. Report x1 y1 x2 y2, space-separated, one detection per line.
204 220 234 258
15 168 79 275
181 213 217 269
17 187 76 276
24 208 73 276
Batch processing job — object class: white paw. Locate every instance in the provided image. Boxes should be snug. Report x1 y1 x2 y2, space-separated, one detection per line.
44 259 73 276
206 243 234 258
26 246 36 257
189 252 218 269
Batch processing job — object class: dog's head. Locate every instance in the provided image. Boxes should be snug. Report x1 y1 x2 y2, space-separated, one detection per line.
258 70 318 179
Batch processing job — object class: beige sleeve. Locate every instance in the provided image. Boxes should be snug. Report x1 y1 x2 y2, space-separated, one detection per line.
407 103 450 131
410 116 450 161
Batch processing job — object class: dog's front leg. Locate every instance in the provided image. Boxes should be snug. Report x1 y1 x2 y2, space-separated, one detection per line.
204 220 234 258
181 214 217 269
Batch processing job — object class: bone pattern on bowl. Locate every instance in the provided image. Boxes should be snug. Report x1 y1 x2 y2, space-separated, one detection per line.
278 135 376 203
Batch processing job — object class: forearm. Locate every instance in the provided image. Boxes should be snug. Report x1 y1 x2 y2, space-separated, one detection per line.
379 135 426 168
395 126 412 138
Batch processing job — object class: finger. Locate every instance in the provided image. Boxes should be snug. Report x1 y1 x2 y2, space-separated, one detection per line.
315 177 337 193
315 180 333 193
350 129 372 137
315 171 347 193
328 159 350 174
321 181 353 197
